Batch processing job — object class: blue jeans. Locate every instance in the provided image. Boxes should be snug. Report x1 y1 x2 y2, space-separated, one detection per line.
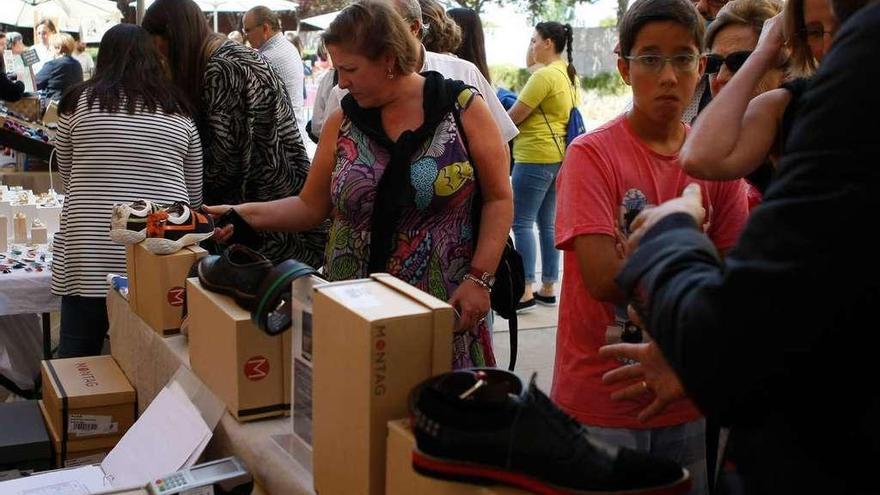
512 162 561 285
58 296 109 358
584 419 708 495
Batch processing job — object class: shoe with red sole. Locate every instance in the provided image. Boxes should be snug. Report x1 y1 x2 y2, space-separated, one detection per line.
409 368 691 495
143 202 214 255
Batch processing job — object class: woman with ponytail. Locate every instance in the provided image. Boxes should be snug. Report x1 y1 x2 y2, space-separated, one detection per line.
507 21 579 312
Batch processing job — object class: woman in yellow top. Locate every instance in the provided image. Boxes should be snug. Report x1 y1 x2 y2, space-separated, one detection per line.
507 21 578 312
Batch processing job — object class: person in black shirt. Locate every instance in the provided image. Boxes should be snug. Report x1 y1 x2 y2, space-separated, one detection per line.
600 0 880 492
0 32 25 102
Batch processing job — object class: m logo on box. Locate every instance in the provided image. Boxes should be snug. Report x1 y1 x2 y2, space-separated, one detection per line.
167 286 185 307
244 356 270 381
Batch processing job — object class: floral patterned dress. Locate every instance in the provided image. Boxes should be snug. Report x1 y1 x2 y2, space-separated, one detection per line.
323 73 495 369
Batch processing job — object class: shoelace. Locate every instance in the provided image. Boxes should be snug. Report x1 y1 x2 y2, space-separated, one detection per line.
527 378 589 443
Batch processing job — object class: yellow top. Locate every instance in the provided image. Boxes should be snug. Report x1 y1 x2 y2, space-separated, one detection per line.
513 60 579 164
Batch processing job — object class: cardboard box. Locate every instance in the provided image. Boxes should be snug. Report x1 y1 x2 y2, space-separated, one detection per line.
38 400 114 468
385 419 529 495
312 274 454 495
40 356 137 444
0 401 52 471
186 277 288 422
5 96 41 122
126 244 207 335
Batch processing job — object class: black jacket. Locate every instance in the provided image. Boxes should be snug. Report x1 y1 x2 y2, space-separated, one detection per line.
617 3 880 493
35 55 82 102
0 58 24 102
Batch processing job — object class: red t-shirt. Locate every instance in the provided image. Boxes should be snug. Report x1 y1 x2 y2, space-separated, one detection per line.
552 114 749 429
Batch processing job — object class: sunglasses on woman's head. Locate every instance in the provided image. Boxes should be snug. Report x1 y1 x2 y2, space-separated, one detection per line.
705 51 752 74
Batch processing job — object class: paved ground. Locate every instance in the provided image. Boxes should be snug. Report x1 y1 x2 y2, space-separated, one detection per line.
491 300 558 393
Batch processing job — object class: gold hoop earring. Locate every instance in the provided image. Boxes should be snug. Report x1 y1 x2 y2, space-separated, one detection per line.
386 68 395 79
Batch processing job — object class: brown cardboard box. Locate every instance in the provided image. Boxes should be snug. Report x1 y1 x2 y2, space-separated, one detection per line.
40 356 136 444
39 401 114 468
186 277 287 422
312 274 455 495
125 244 207 336
385 419 529 495
5 96 42 122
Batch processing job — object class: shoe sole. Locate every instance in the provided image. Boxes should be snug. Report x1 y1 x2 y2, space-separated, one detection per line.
535 299 557 307
142 232 214 255
109 229 146 245
196 263 258 310
412 449 691 495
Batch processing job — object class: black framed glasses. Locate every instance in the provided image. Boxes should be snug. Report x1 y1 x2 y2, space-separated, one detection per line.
705 51 752 74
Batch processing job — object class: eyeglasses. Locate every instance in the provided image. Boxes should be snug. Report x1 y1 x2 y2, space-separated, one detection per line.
705 51 752 75
800 26 836 42
624 53 700 74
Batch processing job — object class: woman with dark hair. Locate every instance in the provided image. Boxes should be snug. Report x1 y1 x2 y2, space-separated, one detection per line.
447 8 491 84
51 23 203 358
142 0 325 267
207 0 513 369
506 21 579 312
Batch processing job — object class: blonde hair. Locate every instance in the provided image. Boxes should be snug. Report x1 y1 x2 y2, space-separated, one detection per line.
706 0 783 49
50 32 76 55
783 0 816 77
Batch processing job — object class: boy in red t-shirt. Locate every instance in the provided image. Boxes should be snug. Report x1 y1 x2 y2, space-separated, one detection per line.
553 0 748 492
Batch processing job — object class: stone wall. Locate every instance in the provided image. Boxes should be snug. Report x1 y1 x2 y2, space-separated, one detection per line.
571 26 619 78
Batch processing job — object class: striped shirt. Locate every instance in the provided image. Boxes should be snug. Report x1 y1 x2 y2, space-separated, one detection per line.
51 91 203 297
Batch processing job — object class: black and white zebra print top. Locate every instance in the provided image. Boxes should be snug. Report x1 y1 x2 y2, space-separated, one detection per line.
200 41 326 267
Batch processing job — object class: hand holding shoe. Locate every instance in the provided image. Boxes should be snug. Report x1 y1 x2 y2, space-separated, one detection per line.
201 204 235 243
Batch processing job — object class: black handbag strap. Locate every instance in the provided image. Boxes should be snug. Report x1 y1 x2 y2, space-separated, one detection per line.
452 89 518 371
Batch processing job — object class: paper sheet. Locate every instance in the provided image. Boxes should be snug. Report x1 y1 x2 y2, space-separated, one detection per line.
0 465 107 494
100 385 211 488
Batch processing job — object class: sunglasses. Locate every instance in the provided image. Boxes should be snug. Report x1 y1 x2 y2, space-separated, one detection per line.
705 51 752 74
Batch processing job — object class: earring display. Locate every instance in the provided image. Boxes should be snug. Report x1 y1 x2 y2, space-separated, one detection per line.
13 212 27 244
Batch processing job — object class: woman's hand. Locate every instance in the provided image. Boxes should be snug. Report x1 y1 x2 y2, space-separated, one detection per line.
449 279 491 332
757 12 786 59
627 184 705 253
201 204 234 243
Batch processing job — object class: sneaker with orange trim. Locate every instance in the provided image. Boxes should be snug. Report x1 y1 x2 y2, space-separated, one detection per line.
142 202 214 255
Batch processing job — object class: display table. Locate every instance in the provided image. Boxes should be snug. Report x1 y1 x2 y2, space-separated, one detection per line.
0 247 59 396
107 290 315 495
0 171 64 194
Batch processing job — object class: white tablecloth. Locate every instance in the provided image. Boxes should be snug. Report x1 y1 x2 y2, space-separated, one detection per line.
0 251 59 394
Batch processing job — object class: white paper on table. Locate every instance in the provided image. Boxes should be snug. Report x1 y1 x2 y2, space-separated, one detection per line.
0 465 107 494
100 385 211 488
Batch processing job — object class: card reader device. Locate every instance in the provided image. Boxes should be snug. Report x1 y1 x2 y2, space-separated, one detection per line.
147 457 252 495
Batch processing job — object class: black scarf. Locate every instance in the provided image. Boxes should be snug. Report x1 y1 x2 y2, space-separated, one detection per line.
341 71 468 273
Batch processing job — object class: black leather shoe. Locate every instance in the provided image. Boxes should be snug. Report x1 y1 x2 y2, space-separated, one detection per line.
409 368 691 495
197 244 273 310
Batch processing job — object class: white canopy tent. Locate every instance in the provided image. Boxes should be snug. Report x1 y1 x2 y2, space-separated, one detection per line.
0 0 122 34
132 0 298 31
298 10 339 30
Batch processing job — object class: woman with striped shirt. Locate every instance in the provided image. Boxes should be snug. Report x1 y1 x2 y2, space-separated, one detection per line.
51 24 203 358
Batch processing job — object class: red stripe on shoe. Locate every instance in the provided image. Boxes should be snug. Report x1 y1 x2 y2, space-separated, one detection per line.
411 450 691 495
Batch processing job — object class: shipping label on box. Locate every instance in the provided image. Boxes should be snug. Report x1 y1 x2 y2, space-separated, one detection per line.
40 356 136 444
312 274 454 495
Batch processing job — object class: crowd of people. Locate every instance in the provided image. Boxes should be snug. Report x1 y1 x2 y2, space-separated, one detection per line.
1 0 877 491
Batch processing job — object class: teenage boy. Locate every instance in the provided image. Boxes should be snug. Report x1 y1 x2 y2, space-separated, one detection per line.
552 0 748 493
